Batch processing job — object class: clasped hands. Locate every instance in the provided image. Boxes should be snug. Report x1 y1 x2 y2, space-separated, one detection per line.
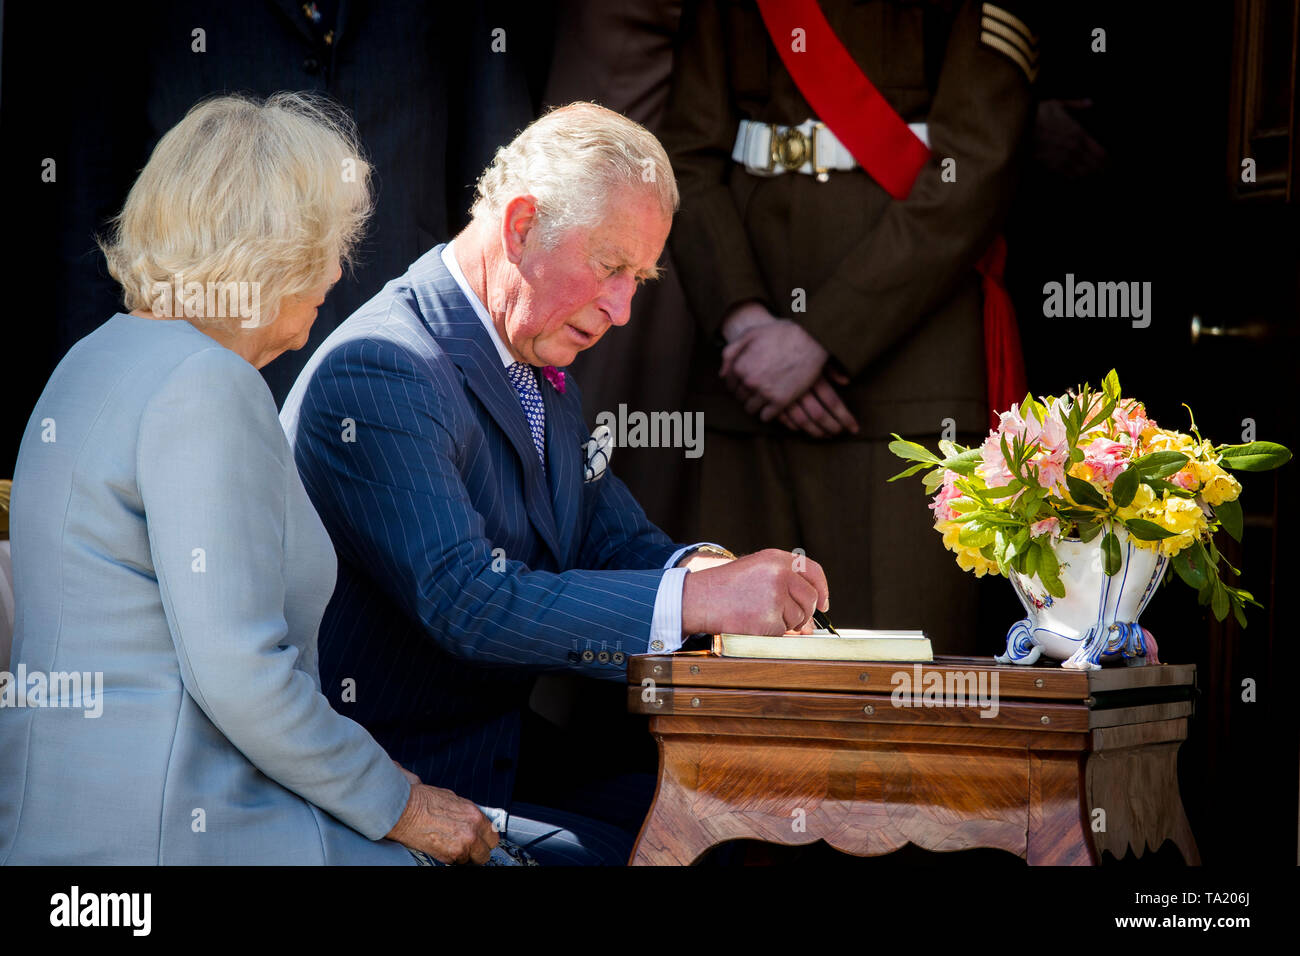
719 302 859 438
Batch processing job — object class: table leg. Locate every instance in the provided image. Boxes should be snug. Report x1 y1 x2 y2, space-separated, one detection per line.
1028 750 1099 865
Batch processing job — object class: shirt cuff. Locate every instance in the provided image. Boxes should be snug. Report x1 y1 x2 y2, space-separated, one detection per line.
647 567 690 653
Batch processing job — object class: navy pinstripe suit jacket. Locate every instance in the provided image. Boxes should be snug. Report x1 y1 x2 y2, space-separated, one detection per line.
281 245 683 807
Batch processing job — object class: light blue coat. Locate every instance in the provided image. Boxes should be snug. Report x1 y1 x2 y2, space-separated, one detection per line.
0 314 414 865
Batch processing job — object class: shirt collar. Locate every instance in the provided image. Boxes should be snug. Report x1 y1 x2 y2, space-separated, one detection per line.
440 240 517 368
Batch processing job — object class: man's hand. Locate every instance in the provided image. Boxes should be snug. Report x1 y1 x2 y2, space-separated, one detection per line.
775 371 860 438
385 782 499 865
720 313 829 420
681 548 829 636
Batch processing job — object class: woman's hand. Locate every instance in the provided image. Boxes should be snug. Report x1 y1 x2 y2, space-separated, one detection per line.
386 782 500 864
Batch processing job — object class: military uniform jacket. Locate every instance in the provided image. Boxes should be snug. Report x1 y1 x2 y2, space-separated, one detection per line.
661 0 1037 438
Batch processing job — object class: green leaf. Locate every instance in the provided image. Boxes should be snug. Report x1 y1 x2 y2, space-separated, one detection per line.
1233 600 1248 629
888 436 941 464
1111 467 1139 507
1218 441 1293 472
958 526 994 548
1102 369 1121 402
1215 498 1243 542
981 481 1024 499
1065 474 1108 509
1081 395 1118 435
1123 518 1178 541
1101 531 1122 576
1211 580 1229 621
938 448 983 475
1040 569 1066 599
1024 542 1040 578
1038 540 1059 580
1132 451 1189 479
1076 519 1103 543
1171 548 1207 589
922 469 946 493
1143 477 1197 498
888 461 932 482
1069 446 1085 463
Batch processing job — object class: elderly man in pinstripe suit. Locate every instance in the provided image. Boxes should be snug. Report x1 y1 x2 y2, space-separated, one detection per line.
281 103 830 865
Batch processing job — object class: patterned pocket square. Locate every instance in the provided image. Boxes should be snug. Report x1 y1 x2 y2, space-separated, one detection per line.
582 423 613 482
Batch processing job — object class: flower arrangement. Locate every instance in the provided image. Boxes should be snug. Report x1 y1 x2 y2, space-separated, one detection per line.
889 370 1291 626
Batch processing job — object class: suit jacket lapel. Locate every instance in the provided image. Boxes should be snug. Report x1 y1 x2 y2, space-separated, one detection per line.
543 380 584 566
411 248 564 564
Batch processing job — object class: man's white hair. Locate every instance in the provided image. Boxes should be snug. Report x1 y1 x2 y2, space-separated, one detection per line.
471 102 678 245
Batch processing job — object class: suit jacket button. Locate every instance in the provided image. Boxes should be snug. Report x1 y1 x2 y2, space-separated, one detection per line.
580 649 595 662
612 652 625 665
597 651 610 664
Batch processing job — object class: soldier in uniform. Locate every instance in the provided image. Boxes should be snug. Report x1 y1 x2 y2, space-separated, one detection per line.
660 0 1038 652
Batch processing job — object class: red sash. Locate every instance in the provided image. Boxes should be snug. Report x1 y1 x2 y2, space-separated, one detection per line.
755 0 1026 424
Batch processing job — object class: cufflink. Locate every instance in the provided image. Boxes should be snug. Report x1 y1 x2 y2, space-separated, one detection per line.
649 640 665 652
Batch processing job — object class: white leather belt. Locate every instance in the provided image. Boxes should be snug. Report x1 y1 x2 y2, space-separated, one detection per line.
732 118 930 181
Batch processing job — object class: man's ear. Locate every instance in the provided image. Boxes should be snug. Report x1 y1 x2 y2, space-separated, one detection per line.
501 195 540 265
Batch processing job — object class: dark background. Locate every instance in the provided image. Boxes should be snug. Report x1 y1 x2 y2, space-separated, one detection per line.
1 0 1296 866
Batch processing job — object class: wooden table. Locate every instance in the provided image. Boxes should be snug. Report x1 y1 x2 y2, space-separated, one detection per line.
626 653 1200 866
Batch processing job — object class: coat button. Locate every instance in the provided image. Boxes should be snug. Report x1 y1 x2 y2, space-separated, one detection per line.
580 649 595 662
611 652 625 665
597 651 610 664
303 56 320 74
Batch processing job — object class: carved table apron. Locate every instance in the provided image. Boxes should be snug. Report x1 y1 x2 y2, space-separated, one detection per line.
626 654 1199 866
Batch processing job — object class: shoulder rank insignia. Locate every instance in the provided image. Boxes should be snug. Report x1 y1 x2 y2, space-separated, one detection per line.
980 2 1039 83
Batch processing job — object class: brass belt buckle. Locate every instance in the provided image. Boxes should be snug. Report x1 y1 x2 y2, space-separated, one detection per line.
771 124 809 172
810 121 830 182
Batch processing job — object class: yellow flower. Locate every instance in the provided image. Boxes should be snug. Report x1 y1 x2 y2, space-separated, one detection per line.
1147 495 1208 557
1115 483 1156 523
935 519 1000 577
1191 460 1242 506
1144 428 1195 455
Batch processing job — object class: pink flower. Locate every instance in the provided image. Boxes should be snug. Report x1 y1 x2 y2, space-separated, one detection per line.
928 469 963 523
1082 437 1130 484
1112 402 1153 442
1171 469 1198 490
1030 517 1060 539
977 432 1015 487
542 365 566 394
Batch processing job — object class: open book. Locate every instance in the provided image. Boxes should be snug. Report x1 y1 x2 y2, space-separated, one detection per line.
712 629 932 662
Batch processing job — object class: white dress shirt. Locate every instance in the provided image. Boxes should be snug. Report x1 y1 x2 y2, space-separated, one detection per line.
441 242 697 653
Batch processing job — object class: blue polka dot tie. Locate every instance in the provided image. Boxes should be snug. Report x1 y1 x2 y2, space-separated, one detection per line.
506 362 547 469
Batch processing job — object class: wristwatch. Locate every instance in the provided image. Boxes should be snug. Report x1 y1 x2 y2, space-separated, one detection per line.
678 544 737 565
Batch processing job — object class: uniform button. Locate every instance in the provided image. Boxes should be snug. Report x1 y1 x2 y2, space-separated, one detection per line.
303 56 320 74
597 651 610 664
611 652 625 665
580 649 595 663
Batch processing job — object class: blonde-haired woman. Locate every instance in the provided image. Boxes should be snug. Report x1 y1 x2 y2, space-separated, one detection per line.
0 94 503 865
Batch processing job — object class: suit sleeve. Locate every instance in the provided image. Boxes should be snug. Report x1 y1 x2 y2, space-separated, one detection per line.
291 339 669 678
136 348 411 842
660 0 773 341
799 0 1035 375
